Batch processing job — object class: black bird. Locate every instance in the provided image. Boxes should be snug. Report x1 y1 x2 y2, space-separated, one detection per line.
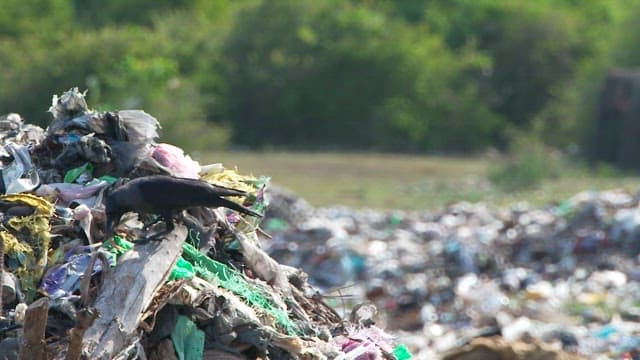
105 175 262 238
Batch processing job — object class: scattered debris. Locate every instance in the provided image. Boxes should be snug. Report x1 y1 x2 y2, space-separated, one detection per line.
0 88 410 360
11 87 640 360
263 189 640 359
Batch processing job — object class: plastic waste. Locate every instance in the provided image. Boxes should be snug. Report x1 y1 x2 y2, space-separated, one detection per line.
1 271 20 305
47 87 89 125
54 133 111 166
40 246 110 299
393 344 413 360
101 235 134 261
169 257 195 281
171 315 204 360
1 143 39 194
151 143 200 179
0 89 420 360
333 325 395 359
181 242 298 335
118 110 161 145
64 162 94 184
0 194 54 301
36 179 110 205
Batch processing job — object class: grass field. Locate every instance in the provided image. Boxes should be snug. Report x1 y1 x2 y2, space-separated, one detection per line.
199 151 640 211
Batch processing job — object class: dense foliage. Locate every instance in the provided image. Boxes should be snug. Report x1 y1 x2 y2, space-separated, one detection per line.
0 0 636 153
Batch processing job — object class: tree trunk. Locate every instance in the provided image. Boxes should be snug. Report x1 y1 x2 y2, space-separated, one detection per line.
594 69 640 170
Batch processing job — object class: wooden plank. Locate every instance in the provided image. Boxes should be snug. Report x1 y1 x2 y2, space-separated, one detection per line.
81 225 187 360
19 297 49 360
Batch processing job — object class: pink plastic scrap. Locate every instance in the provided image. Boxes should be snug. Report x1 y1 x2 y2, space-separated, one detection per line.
151 143 201 179
332 326 396 360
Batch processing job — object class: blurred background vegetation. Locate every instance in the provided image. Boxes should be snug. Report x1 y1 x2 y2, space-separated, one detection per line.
2 0 640 206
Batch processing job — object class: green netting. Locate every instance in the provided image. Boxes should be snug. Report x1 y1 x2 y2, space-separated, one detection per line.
181 242 299 335
186 227 202 249
102 232 298 334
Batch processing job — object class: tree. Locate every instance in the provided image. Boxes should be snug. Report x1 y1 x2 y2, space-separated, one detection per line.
221 0 500 152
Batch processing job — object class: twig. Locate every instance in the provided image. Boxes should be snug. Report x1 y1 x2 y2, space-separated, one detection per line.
66 308 98 360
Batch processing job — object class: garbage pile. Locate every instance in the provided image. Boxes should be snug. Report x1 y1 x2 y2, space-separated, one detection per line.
0 88 411 360
262 187 640 359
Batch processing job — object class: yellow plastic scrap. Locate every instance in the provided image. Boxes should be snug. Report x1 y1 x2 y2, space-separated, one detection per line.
0 232 33 258
201 168 257 195
201 168 263 244
0 194 54 301
1 193 54 216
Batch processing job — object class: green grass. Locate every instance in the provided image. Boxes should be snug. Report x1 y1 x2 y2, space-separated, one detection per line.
197 151 640 211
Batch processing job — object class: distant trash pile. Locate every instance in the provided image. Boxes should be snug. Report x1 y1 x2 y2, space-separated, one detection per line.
263 187 640 359
0 88 411 360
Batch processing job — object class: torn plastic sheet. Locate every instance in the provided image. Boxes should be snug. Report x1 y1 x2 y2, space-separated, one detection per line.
101 235 134 264
36 179 110 205
1 143 39 194
169 257 195 282
118 110 161 145
151 143 200 179
64 162 93 184
40 246 111 299
332 326 396 360
46 91 158 145
109 141 155 176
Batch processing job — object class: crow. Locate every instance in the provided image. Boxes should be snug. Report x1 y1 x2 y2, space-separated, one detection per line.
105 175 262 239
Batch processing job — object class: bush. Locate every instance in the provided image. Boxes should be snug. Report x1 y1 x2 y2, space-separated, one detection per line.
489 133 564 191
0 20 230 151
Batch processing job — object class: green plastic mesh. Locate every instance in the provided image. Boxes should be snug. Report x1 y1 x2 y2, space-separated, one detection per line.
181 242 299 335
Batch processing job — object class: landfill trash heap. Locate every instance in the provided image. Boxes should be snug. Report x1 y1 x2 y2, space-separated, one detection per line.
0 88 411 360
263 187 640 359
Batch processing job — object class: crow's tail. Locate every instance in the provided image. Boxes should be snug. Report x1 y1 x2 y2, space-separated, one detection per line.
216 197 263 217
